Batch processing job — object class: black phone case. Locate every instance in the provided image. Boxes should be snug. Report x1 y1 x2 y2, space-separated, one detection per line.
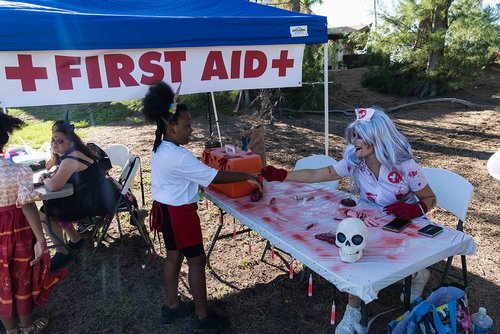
418 224 443 237
382 218 411 232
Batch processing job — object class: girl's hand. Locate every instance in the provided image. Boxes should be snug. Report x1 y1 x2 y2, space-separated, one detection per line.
383 201 427 220
247 175 263 191
30 240 46 266
38 172 52 184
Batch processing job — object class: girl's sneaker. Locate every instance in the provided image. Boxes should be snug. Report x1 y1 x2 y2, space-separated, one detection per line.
335 305 361 334
160 299 195 325
187 309 230 333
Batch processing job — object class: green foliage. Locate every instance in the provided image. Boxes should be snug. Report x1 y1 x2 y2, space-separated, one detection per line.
237 257 253 269
365 0 500 95
363 61 437 95
180 91 240 115
10 119 86 149
445 0 500 76
343 31 370 54
284 44 325 110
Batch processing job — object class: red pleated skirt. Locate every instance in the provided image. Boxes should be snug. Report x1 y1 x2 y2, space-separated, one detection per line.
0 205 68 318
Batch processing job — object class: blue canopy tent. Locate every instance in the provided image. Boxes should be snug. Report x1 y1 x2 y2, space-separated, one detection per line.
0 0 331 152
0 0 327 50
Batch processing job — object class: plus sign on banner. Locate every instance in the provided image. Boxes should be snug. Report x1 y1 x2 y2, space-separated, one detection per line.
0 44 304 108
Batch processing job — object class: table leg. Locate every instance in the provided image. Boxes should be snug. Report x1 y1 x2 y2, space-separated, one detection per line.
403 275 412 310
359 302 369 334
206 208 225 266
260 240 271 261
206 207 251 266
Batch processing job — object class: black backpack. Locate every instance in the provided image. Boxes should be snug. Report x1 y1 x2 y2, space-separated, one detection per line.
86 142 112 173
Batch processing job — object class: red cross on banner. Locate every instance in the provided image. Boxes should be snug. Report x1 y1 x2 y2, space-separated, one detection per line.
5 54 47 91
272 50 294 77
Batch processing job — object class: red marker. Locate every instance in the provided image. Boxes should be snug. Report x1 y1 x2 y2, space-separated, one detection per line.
271 245 275 260
248 239 252 254
218 214 222 225
308 274 313 297
330 301 336 325
289 259 294 279
205 199 209 210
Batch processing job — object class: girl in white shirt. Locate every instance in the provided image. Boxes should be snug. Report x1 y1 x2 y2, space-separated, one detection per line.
143 81 261 333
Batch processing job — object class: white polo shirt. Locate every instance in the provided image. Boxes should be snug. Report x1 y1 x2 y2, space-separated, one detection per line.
334 158 428 207
151 141 218 206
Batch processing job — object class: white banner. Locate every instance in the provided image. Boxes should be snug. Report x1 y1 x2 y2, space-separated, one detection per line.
0 44 304 108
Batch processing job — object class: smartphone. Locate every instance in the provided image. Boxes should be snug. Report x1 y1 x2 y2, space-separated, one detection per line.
418 224 444 237
382 218 411 233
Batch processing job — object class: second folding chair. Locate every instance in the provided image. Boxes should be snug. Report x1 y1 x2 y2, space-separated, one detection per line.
92 155 153 256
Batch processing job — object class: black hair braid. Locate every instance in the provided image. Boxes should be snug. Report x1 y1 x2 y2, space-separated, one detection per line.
153 119 164 153
0 112 24 151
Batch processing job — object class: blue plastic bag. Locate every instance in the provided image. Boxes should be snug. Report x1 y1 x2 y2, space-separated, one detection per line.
388 284 471 334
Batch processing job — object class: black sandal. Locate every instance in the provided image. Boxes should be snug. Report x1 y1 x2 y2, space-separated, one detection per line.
50 252 73 272
67 238 85 250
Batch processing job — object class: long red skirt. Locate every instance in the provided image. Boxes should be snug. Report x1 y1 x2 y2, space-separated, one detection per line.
0 205 68 318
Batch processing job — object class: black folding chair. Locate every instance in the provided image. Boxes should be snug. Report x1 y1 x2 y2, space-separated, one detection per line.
92 155 153 256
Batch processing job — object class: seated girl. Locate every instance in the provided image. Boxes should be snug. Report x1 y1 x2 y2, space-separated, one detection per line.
39 120 118 271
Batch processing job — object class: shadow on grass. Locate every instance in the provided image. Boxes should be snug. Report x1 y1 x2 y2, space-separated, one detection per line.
14 101 144 127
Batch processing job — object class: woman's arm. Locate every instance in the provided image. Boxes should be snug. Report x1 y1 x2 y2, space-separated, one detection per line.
414 184 436 213
21 202 47 265
42 158 78 191
384 184 437 220
286 166 342 183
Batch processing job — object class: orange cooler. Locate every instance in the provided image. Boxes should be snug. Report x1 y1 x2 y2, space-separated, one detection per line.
202 146 262 198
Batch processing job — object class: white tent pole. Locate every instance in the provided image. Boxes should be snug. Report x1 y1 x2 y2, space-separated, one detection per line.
324 42 329 155
210 91 223 147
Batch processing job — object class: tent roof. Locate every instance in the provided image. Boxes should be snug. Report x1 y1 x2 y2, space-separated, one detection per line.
0 0 328 51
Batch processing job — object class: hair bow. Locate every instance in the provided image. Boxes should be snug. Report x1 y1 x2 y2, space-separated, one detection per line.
168 82 182 114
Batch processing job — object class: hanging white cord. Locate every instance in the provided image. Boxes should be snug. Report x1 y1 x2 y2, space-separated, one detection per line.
210 91 223 147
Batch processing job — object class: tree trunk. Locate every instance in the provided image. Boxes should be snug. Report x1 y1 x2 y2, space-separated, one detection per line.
244 90 250 112
423 0 453 97
291 0 300 12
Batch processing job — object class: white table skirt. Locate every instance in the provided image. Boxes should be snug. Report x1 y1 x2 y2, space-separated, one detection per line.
205 181 476 303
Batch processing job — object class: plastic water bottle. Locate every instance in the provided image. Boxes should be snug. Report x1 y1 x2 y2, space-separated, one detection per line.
471 307 493 333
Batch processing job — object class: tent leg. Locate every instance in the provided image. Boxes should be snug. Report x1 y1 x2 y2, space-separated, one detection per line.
207 92 213 136
210 92 223 147
324 42 329 155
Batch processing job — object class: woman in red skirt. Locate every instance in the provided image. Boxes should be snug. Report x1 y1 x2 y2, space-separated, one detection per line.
0 113 67 334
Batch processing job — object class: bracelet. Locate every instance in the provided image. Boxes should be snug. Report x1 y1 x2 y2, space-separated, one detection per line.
416 201 426 216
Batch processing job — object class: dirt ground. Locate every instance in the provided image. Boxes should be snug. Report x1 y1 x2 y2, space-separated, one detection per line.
39 65 499 333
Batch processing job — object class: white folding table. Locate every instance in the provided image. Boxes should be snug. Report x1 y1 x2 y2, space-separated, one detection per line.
205 181 476 327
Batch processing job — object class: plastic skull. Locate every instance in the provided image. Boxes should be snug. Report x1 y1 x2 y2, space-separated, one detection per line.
335 218 368 263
